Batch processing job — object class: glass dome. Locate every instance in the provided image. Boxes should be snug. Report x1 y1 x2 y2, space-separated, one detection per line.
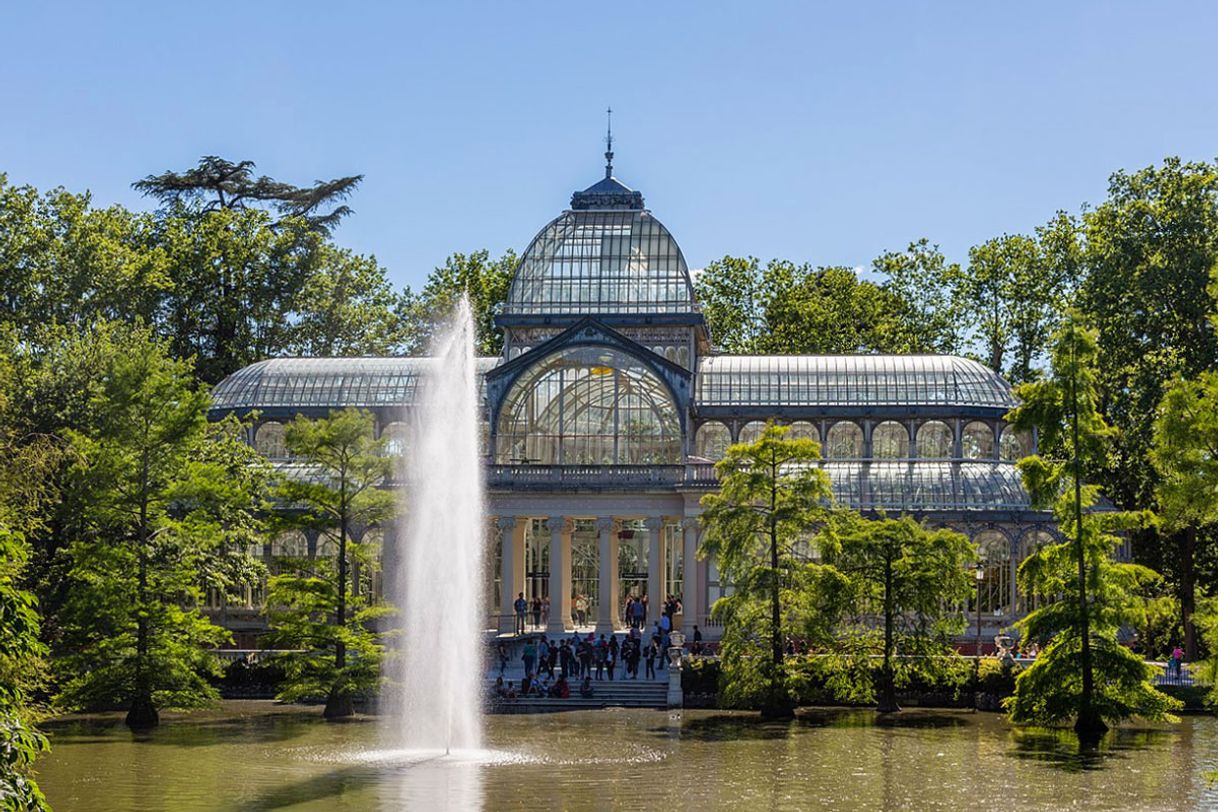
502 209 697 317
495 346 682 465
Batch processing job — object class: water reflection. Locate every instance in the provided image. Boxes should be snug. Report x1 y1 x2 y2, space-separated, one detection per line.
1008 725 1180 773
34 704 1218 812
377 752 484 812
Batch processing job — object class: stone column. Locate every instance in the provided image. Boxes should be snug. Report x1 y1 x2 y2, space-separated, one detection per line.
681 517 702 635
595 517 618 635
645 516 666 625
546 516 574 634
497 517 524 635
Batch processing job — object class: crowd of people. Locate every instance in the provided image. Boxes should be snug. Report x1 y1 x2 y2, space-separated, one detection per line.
510 591 687 636
492 617 701 702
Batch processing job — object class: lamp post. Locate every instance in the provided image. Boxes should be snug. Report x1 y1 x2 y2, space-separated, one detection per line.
971 562 985 700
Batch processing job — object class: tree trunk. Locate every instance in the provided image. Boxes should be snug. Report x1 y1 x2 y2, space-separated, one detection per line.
877 543 899 713
762 456 792 719
1070 349 1105 742
1181 525 1197 661
327 472 353 721
127 452 158 732
323 685 354 720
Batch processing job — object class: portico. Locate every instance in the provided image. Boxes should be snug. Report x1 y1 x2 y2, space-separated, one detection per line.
493 507 706 636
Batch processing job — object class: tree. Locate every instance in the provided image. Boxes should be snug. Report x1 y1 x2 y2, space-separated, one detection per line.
694 256 766 353
134 156 363 235
759 264 911 354
873 238 966 355
1077 157 1218 525
285 243 411 357
695 255 958 355
403 250 517 354
54 330 265 730
266 408 395 720
1005 317 1181 739
963 231 1071 383
698 422 837 717
0 175 169 343
1151 372 1218 659
820 515 974 713
0 527 50 811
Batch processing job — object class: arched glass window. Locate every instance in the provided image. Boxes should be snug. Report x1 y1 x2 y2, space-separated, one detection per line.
381 421 410 457
695 421 731 460
999 426 1032 461
825 421 863 459
271 530 309 558
974 530 1012 618
737 420 766 446
495 346 682 465
255 421 287 459
787 421 818 443
962 421 995 460
916 420 954 459
871 421 910 459
1018 529 1057 611
315 534 339 560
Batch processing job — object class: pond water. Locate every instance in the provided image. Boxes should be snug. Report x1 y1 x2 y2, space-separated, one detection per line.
37 702 1218 811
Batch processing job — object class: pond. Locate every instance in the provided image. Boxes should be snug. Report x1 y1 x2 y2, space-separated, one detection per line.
36 702 1218 811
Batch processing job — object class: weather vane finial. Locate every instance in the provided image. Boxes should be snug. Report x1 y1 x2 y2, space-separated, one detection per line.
604 106 614 178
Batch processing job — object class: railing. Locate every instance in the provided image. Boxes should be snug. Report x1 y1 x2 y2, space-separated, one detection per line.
208 649 298 664
1153 662 1213 687
487 464 688 489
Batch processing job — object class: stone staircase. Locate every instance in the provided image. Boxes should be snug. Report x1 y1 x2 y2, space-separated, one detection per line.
488 673 670 713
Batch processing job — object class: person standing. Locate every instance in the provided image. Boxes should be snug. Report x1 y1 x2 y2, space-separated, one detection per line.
692 625 703 656
578 636 593 679
645 639 657 679
575 593 588 627
559 639 573 678
594 635 607 681
497 642 510 677
513 592 527 635
522 637 537 678
531 595 543 630
607 635 619 681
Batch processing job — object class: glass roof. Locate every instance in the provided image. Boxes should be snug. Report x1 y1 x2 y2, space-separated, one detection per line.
839 461 1030 512
210 357 499 410
696 355 1016 409
502 209 697 316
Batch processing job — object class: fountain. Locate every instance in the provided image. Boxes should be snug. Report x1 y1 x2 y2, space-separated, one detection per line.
384 297 486 754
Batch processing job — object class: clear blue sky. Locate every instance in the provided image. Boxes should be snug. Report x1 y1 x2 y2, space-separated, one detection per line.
4 2 1217 290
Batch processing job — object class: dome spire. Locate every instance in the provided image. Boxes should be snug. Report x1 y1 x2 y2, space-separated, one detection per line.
604 106 614 178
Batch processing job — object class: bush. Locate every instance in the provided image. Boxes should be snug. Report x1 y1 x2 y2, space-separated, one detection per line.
692 654 1020 710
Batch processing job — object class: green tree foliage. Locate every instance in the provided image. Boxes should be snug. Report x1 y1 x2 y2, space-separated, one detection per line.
403 249 517 354
964 229 1072 383
871 238 966 354
266 408 395 720
133 155 363 235
287 243 411 357
820 515 974 712
692 256 766 353
1077 157 1218 518
0 527 51 812
1151 372 1218 658
54 329 267 730
1006 318 1180 736
698 423 840 717
0 174 409 385
0 175 169 340
695 256 956 354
